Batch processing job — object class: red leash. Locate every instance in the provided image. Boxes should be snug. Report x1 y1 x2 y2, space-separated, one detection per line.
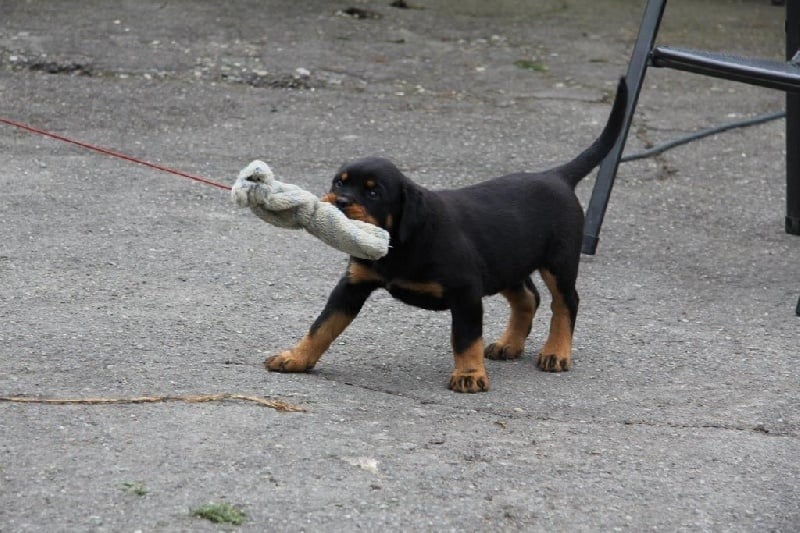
0 116 232 191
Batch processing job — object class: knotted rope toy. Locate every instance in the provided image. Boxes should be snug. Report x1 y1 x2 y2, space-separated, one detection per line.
231 160 390 260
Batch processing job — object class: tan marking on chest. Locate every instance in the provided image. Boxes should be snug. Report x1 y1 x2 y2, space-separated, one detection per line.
389 279 445 299
347 262 385 285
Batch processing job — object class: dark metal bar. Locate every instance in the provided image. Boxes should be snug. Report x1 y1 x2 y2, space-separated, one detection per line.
786 0 800 235
651 46 800 93
582 0 667 255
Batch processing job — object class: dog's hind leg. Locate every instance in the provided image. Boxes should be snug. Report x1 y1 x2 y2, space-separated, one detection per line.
537 269 578 372
485 277 540 360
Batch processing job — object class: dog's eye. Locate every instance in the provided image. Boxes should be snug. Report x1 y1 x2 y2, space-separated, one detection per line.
333 178 343 188
366 188 380 199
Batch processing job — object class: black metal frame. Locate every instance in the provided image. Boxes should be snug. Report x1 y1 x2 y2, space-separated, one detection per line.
582 0 800 256
786 0 800 238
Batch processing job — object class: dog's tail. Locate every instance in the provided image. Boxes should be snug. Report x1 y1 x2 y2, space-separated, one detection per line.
556 77 628 189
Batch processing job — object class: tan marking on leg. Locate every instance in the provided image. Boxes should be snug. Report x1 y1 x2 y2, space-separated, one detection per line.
265 313 353 372
448 338 490 393
320 192 336 203
347 262 384 285
485 287 536 360
537 270 572 372
389 279 444 299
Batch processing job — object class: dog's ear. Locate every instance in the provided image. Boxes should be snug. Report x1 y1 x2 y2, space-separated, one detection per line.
396 182 424 245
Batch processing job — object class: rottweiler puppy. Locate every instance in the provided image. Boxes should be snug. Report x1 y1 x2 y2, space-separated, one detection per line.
266 78 628 392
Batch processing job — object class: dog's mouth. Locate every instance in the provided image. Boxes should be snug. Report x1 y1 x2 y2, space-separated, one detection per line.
321 193 380 227
343 205 379 227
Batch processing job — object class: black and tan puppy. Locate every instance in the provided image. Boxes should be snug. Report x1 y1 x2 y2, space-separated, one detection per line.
266 78 628 392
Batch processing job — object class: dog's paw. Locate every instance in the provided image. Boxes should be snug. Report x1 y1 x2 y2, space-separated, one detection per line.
536 352 571 372
265 350 315 373
484 342 524 360
448 369 490 393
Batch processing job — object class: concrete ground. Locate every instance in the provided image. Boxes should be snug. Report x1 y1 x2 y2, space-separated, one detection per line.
1 0 797 530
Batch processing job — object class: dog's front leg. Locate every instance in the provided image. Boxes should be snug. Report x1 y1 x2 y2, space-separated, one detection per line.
448 293 489 393
266 275 377 372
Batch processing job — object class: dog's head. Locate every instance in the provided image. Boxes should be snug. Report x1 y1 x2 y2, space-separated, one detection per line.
323 156 424 246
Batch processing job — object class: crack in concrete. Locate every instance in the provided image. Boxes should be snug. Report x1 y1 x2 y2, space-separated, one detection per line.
321 373 797 438
621 418 796 438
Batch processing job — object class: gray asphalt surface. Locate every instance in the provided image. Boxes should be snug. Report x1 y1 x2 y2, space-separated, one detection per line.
1 0 798 531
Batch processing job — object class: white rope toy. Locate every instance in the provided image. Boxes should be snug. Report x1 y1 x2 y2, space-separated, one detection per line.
231 160 390 260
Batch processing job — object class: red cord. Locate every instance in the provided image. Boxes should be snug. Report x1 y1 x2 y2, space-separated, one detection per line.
0 116 232 191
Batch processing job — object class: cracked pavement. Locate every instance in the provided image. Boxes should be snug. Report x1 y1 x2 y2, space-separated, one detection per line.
1 0 798 530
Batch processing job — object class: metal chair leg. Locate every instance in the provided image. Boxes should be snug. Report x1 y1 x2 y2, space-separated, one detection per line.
582 0 668 255
785 1 800 235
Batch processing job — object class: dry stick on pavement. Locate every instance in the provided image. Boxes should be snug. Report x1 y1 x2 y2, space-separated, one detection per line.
0 393 306 412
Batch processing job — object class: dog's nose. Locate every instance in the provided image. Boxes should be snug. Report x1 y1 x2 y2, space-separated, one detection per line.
335 196 353 209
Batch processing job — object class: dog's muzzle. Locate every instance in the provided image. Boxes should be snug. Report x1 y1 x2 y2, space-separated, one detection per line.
334 195 354 210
